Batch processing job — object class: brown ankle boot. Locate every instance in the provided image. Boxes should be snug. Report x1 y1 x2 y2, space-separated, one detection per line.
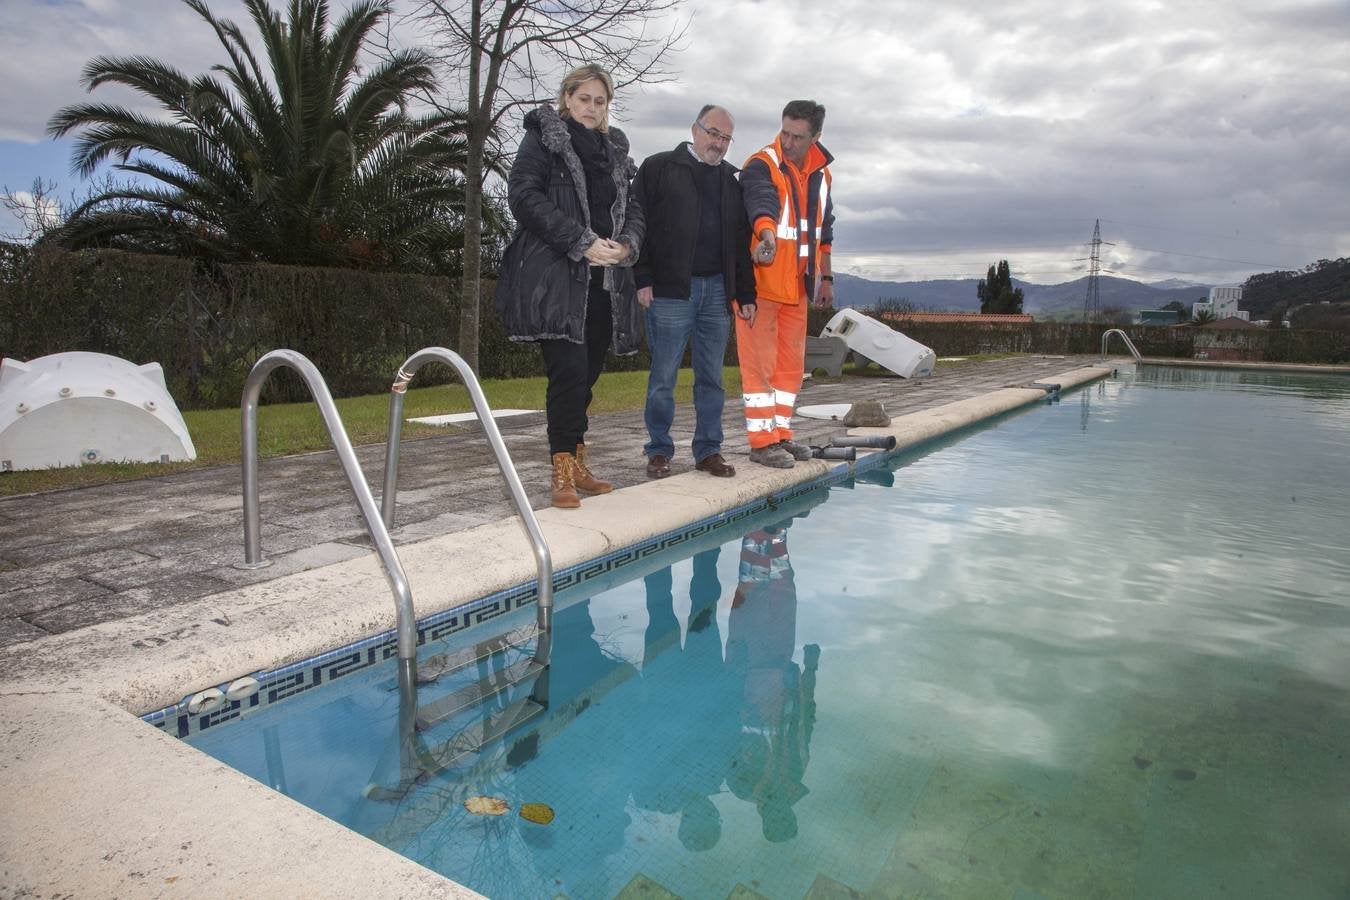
572 443 613 494
550 452 581 509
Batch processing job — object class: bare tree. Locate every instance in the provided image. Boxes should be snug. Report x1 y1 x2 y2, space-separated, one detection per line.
1 179 64 244
401 0 687 370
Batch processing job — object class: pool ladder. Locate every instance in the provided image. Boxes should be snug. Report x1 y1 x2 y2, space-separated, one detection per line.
1100 328 1143 363
238 348 552 791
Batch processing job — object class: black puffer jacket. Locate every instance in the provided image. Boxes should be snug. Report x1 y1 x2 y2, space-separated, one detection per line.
632 142 756 309
494 105 645 354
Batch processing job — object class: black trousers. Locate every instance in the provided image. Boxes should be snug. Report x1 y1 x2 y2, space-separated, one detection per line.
540 275 612 456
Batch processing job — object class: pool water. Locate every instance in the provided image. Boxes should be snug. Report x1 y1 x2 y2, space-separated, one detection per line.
188 367 1350 898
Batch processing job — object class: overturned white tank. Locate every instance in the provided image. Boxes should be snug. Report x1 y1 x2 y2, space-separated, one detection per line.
820 308 937 379
0 352 196 472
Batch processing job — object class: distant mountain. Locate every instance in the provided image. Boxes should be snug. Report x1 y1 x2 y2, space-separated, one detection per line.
1149 278 1211 291
833 272 1213 316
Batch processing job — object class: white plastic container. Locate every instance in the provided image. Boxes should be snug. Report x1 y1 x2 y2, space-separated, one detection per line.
0 351 197 472
819 309 936 379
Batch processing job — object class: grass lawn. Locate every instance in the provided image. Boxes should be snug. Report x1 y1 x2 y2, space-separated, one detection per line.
0 367 741 497
0 354 1014 497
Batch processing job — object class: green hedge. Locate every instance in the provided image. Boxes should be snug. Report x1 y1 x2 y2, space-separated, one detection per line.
833 315 1347 364
0 246 467 407
2 247 1344 412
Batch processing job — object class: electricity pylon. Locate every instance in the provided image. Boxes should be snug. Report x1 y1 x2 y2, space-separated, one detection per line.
1082 219 1103 322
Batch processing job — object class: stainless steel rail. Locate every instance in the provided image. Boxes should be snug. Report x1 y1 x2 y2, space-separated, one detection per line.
381 347 554 658
239 349 418 668
1101 328 1143 362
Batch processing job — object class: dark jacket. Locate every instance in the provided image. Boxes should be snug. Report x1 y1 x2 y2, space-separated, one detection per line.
632 143 756 309
494 105 645 354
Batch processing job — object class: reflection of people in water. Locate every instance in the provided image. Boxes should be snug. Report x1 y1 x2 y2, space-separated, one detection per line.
632 548 731 851
724 520 820 843
545 598 641 857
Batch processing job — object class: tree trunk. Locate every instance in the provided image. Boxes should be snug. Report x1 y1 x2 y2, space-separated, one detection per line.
458 133 485 373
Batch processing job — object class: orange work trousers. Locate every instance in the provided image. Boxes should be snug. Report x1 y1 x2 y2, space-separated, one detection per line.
735 296 808 449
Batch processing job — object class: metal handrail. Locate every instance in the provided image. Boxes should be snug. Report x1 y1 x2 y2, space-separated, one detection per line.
239 350 418 667
381 347 554 658
1101 328 1143 362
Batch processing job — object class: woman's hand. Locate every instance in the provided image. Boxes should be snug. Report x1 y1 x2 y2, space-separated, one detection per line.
584 238 628 266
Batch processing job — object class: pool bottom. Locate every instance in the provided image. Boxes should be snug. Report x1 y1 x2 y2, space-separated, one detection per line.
185 365 1350 898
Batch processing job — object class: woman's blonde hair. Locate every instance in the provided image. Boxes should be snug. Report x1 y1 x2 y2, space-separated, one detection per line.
557 63 615 131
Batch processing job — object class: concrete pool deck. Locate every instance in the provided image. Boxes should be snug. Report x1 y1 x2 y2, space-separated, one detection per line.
1 355 1122 896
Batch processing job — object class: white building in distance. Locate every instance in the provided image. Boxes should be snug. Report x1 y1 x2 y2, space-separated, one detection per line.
1192 284 1249 321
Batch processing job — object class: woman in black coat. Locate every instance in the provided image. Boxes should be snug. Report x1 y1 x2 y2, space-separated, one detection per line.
495 63 644 509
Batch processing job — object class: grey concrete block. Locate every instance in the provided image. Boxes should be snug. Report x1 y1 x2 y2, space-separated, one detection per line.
1 576 112 618
25 574 232 633
0 617 49 649
0 548 156 594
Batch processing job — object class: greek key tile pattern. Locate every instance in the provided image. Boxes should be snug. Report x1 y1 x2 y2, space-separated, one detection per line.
144 456 874 739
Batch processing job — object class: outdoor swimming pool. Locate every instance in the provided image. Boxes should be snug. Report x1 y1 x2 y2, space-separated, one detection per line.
181 366 1350 898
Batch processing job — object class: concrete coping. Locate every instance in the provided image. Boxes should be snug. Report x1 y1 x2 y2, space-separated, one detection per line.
0 364 1110 897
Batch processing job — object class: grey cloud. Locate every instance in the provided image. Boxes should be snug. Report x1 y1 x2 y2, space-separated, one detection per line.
2 0 1345 283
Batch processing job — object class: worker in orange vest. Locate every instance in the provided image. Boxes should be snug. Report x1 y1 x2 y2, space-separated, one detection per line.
737 100 835 468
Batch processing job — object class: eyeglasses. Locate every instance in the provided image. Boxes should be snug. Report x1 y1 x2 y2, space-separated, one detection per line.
695 120 733 144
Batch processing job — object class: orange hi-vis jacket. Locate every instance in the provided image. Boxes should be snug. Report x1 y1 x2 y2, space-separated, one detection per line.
740 136 835 304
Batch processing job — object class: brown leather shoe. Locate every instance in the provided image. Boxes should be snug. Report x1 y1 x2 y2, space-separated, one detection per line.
646 454 672 479
550 452 580 508
695 453 735 477
573 443 613 494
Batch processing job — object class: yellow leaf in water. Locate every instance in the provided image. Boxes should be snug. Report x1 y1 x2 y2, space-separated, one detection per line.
519 802 555 825
464 795 509 816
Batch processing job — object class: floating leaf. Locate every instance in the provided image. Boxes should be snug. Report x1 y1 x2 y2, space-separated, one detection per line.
520 802 555 825
464 795 509 816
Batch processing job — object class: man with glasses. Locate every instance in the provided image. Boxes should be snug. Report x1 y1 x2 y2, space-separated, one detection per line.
737 100 835 468
633 104 757 479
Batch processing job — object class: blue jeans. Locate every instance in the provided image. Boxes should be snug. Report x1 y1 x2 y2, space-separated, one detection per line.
643 275 731 462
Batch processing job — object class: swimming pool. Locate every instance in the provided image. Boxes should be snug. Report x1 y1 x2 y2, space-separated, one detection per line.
183 365 1350 898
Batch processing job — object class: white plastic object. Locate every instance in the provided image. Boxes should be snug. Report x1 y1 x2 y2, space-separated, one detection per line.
224 677 260 702
820 309 936 379
186 687 225 716
0 351 197 472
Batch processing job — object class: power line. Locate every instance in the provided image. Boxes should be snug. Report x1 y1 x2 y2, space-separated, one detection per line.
1111 242 1296 269
1099 217 1335 252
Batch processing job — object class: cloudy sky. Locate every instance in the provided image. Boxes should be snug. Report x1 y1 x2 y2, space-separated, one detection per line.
3 0 1348 286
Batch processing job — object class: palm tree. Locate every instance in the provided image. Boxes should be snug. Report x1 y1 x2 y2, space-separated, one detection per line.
48 0 479 273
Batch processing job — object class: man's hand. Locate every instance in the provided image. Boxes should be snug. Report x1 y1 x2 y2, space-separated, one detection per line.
736 301 757 327
753 228 776 265
814 278 834 309
637 286 653 308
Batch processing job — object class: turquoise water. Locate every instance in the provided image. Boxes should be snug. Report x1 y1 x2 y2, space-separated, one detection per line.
188 367 1350 898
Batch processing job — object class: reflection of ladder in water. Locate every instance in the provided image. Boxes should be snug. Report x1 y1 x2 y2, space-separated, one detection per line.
362 622 551 801
237 347 553 800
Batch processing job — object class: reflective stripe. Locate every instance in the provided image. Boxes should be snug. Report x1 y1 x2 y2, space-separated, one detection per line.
774 414 793 428
799 243 809 257
746 418 776 432
763 146 780 167
776 200 797 241
818 177 829 220
743 392 775 407
774 389 797 406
